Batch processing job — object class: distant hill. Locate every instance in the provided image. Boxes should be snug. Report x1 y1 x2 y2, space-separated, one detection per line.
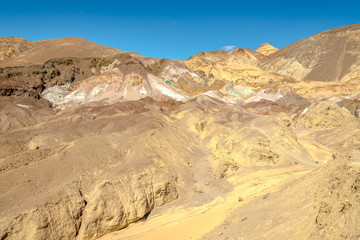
255 43 279 56
261 23 360 83
0 37 122 67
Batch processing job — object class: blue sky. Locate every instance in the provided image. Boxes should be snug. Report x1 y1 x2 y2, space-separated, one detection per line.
1 0 359 60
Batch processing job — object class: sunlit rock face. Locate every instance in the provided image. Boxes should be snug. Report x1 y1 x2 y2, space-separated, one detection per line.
261 24 360 83
255 43 279 56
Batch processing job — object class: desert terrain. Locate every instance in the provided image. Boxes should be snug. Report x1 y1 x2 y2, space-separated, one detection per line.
0 24 360 240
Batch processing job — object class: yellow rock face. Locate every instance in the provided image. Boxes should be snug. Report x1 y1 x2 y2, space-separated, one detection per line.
255 43 279 56
296 101 359 128
184 47 291 93
261 24 360 82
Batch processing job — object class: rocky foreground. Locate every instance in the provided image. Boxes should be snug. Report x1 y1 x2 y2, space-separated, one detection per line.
1 24 360 240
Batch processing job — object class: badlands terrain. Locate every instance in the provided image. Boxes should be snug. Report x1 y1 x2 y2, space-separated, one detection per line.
0 24 360 240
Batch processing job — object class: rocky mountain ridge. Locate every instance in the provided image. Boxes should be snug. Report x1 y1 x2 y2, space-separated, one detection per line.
261 23 360 82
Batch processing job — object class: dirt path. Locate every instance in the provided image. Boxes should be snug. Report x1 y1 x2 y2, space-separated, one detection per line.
98 166 311 240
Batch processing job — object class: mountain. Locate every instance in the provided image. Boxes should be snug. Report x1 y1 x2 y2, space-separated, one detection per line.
184 47 291 93
262 24 360 83
255 43 279 56
0 37 122 67
0 37 127 98
41 55 207 108
185 44 359 101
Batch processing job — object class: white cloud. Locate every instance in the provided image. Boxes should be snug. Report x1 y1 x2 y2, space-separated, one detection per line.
222 45 236 51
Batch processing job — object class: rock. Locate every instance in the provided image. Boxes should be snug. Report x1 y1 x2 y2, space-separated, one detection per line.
296 101 359 128
262 24 360 82
255 43 279 56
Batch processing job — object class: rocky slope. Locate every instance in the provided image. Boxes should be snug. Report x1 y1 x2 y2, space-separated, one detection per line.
202 153 360 240
0 37 33 62
184 47 285 91
0 37 122 67
262 24 360 83
185 34 360 102
0 37 122 97
0 96 311 240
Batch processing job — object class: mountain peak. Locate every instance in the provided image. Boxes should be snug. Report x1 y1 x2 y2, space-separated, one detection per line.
255 43 278 56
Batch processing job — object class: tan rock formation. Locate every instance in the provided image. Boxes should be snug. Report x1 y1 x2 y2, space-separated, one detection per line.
201 153 360 240
184 47 292 93
255 43 279 56
0 100 196 240
262 24 360 82
296 101 359 128
0 37 33 62
0 37 123 67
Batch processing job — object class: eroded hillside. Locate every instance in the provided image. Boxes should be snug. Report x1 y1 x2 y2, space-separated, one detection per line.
1 24 360 240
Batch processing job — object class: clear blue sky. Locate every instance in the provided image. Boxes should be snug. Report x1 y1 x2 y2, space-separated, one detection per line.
1 0 359 60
